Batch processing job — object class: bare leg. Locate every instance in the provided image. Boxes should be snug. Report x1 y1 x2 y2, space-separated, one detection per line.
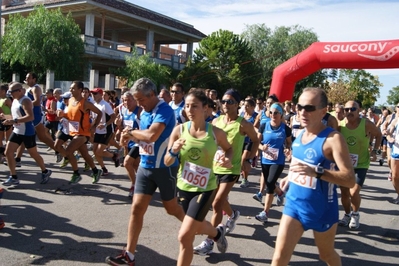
314 224 341 266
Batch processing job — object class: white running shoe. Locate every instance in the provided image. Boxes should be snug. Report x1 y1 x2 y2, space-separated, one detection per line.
226 210 240 234
349 213 360 229
255 211 268 225
2 176 19 186
215 224 228 253
193 239 214 256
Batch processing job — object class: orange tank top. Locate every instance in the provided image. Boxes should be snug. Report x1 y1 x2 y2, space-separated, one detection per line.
65 98 91 137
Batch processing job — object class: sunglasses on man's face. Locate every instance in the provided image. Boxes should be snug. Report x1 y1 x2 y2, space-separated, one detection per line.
221 99 236 105
297 104 317 112
344 107 357 112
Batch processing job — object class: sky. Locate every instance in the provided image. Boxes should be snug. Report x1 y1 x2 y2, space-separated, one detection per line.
127 0 399 105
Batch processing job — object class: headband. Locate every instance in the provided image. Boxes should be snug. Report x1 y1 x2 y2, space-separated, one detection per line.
270 103 283 114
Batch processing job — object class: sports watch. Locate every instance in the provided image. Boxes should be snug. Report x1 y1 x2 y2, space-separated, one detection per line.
315 163 324 179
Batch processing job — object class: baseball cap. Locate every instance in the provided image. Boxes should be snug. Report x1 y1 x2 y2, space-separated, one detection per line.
61 92 72 99
91 88 103 94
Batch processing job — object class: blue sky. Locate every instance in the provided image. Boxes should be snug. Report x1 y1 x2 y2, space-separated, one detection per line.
127 0 399 105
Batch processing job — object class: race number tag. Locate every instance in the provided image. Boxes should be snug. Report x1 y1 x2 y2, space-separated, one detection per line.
68 121 79 133
213 147 224 163
181 161 210 189
124 120 133 128
262 147 279 161
288 171 317 190
350 153 359 167
139 141 155 156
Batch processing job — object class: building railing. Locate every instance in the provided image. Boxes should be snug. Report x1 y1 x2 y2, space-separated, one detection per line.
81 35 186 70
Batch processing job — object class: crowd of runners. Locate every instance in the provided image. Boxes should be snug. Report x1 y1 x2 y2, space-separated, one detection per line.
0 75 398 265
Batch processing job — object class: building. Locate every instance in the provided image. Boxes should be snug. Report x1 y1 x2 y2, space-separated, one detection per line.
1 0 206 89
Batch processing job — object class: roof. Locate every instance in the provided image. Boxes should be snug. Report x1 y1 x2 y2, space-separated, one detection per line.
2 0 207 39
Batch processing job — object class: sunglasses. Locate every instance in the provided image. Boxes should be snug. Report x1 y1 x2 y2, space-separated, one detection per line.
344 107 357 112
10 89 21 93
297 104 317 112
396 106 399 108
170 90 181 94
221 99 236 105
269 111 280 115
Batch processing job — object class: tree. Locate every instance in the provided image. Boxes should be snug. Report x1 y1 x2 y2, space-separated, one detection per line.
327 69 381 108
387 86 399 105
1 5 85 81
241 24 329 101
113 49 171 89
178 29 260 97
326 80 358 105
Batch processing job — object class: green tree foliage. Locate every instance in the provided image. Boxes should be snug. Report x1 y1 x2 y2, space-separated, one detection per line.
2 5 85 81
178 30 260 97
114 49 171 89
326 69 381 108
387 86 399 105
241 24 329 100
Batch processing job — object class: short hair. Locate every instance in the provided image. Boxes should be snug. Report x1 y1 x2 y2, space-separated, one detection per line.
206 97 217 109
172 82 184 93
245 99 255 107
302 87 328 108
210 89 217 96
355 100 363 109
160 88 171 96
54 88 62 95
28 72 38 81
131 78 157 97
267 94 279 103
123 91 134 98
72 81 84 90
46 88 54 94
0 84 8 92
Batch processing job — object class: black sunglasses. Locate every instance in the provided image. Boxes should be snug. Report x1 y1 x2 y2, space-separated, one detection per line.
170 90 181 94
344 107 357 112
269 111 280 115
221 99 236 105
297 104 317 112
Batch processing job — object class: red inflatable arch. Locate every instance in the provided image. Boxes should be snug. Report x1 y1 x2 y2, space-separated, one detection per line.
269 39 399 102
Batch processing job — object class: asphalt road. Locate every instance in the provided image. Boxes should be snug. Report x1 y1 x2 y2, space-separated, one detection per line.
0 143 398 266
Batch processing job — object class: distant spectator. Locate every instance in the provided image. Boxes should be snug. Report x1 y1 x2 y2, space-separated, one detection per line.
159 88 172 104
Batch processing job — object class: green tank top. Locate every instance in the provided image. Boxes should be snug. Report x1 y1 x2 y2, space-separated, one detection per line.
177 122 218 192
340 118 370 169
0 98 11 115
213 115 245 175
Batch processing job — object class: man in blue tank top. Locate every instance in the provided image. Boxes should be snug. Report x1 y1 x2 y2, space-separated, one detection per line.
271 88 356 266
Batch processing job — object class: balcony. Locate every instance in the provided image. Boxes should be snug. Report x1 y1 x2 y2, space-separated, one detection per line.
81 35 186 70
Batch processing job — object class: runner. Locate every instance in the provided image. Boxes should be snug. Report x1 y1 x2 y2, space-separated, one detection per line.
164 89 232 266
271 87 355 265
169 82 187 124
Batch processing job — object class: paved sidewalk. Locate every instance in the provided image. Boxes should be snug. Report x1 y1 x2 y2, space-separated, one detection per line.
0 144 398 265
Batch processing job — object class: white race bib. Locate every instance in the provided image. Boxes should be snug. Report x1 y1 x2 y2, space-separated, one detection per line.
350 153 358 167
124 120 133 128
181 161 210 189
68 121 79 133
262 147 279 161
288 171 317 189
139 141 155 156
213 147 224 163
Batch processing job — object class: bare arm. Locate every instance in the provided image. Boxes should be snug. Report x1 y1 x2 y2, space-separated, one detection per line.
328 115 339 130
241 119 260 159
164 124 182 167
31 85 43 106
366 119 383 151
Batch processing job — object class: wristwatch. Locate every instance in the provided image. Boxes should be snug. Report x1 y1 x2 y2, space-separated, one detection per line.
315 164 324 179
246 158 253 164
13 118 18 124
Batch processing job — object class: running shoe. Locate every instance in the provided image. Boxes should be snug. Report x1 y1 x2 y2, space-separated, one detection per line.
69 173 82 184
112 152 120 168
193 239 214 256
15 160 21 167
91 169 103 184
338 213 351 227
379 158 384 166
2 176 19 186
60 158 69 168
105 250 135 266
393 195 399 204
388 172 392 181
215 224 228 253
40 169 52 184
56 153 63 163
275 192 285 206
255 211 268 225
128 185 135 198
83 162 90 172
239 179 249 188
102 168 109 176
252 192 263 203
349 213 360 229
226 210 240 234
0 217 4 230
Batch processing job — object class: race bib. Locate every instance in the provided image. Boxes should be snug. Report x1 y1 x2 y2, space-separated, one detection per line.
139 141 155 156
262 147 279 161
288 171 317 189
68 121 79 133
292 128 299 138
124 120 133 128
350 153 358 167
181 161 210 189
213 147 224 163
